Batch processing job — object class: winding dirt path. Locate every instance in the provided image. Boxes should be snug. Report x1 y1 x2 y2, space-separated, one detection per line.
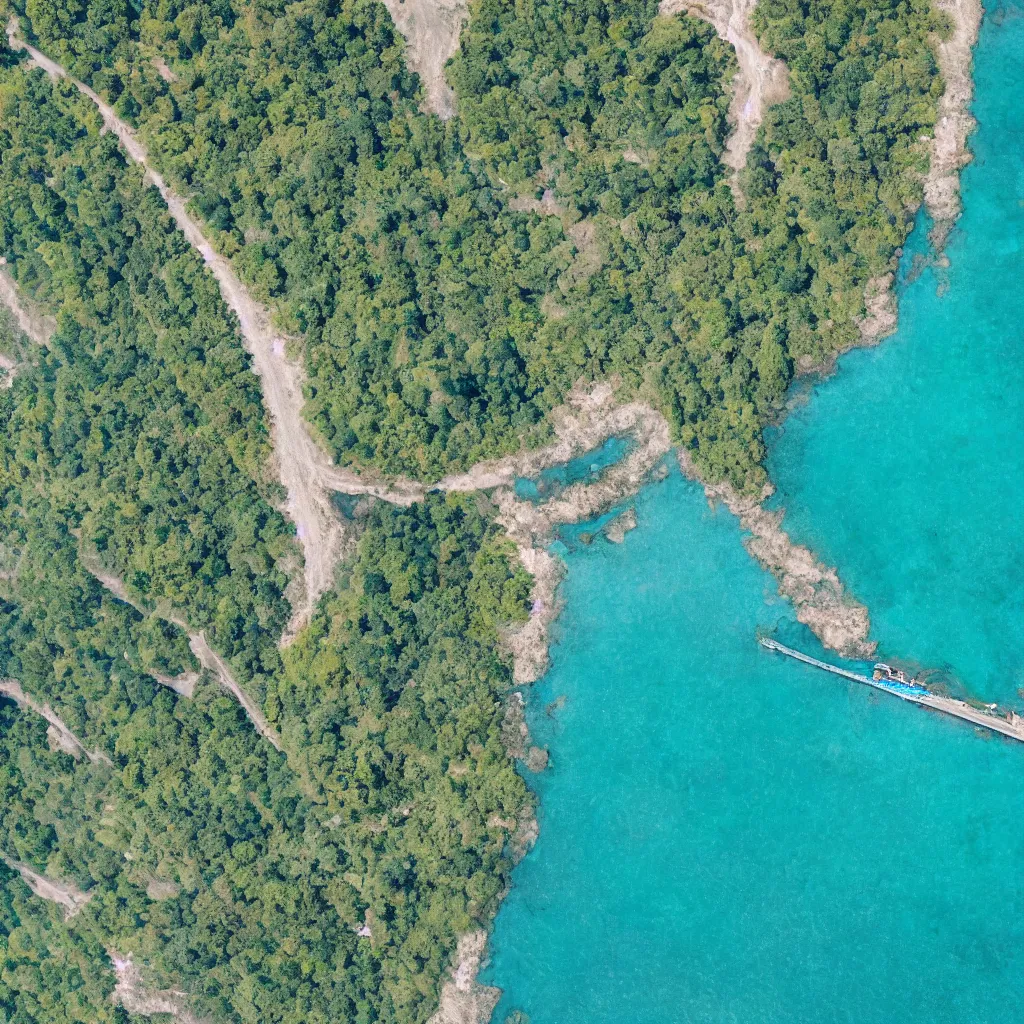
660 0 789 195
6 21 348 635
2 855 93 918
82 555 283 751
0 678 112 764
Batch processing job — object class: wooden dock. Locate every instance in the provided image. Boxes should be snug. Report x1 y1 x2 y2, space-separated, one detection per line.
759 638 1024 744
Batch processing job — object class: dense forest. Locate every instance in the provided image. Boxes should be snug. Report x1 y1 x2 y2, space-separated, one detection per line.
0 0 948 1020
9 0 943 488
0 46 532 1024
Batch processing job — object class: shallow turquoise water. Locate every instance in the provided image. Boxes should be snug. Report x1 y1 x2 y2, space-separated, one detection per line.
515 436 632 503
485 6 1024 1022
767 1 1024 706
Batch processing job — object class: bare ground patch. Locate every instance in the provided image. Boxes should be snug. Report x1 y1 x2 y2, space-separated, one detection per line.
0 260 56 347
110 952 208 1024
381 0 468 118
2 856 93 919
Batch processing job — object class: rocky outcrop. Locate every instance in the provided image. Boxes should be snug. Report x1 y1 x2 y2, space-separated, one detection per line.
427 931 501 1024
924 0 983 249
684 454 876 659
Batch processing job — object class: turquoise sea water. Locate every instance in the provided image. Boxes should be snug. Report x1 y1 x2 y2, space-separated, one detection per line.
515 436 632 503
767 0 1024 707
485 6 1024 1022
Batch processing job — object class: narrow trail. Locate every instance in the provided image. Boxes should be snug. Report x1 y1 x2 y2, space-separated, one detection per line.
2 855 93 919
660 0 789 197
187 633 283 751
0 678 112 765
6 21 349 636
82 554 283 751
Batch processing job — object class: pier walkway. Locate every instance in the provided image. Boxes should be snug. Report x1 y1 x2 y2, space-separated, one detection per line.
760 638 1024 743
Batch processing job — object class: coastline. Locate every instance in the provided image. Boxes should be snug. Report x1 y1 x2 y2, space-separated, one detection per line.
0 4 989 1021
924 0 984 250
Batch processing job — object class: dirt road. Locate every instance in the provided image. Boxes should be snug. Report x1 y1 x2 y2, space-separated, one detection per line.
660 0 789 194
7 21 349 635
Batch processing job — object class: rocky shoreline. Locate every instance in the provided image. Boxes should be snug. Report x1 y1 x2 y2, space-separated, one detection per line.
924 0 983 250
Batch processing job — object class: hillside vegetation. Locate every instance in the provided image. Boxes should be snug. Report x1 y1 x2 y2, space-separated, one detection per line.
0 1 946 1021
11 0 942 488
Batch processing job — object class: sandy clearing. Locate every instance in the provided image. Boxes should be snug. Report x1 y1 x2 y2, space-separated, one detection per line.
0 678 112 765
6 22 349 638
2 855 93 918
381 0 468 119
924 0 983 248
110 952 207 1024
660 0 789 198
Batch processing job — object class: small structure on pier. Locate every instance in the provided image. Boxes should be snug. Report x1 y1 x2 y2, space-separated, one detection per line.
759 637 1024 744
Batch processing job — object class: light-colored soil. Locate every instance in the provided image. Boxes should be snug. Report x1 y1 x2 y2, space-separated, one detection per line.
924 0 983 248
146 669 199 698
0 260 56 347
0 351 15 389
660 0 790 197
0 678 112 765
381 0 468 119
427 931 501 1024
2 855 93 919
7 22 350 639
151 57 177 83
110 952 206 1024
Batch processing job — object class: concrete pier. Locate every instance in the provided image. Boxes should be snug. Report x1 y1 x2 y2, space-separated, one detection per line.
759 638 1024 743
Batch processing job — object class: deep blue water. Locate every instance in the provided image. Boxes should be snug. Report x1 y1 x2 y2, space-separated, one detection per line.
484 6 1024 1022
